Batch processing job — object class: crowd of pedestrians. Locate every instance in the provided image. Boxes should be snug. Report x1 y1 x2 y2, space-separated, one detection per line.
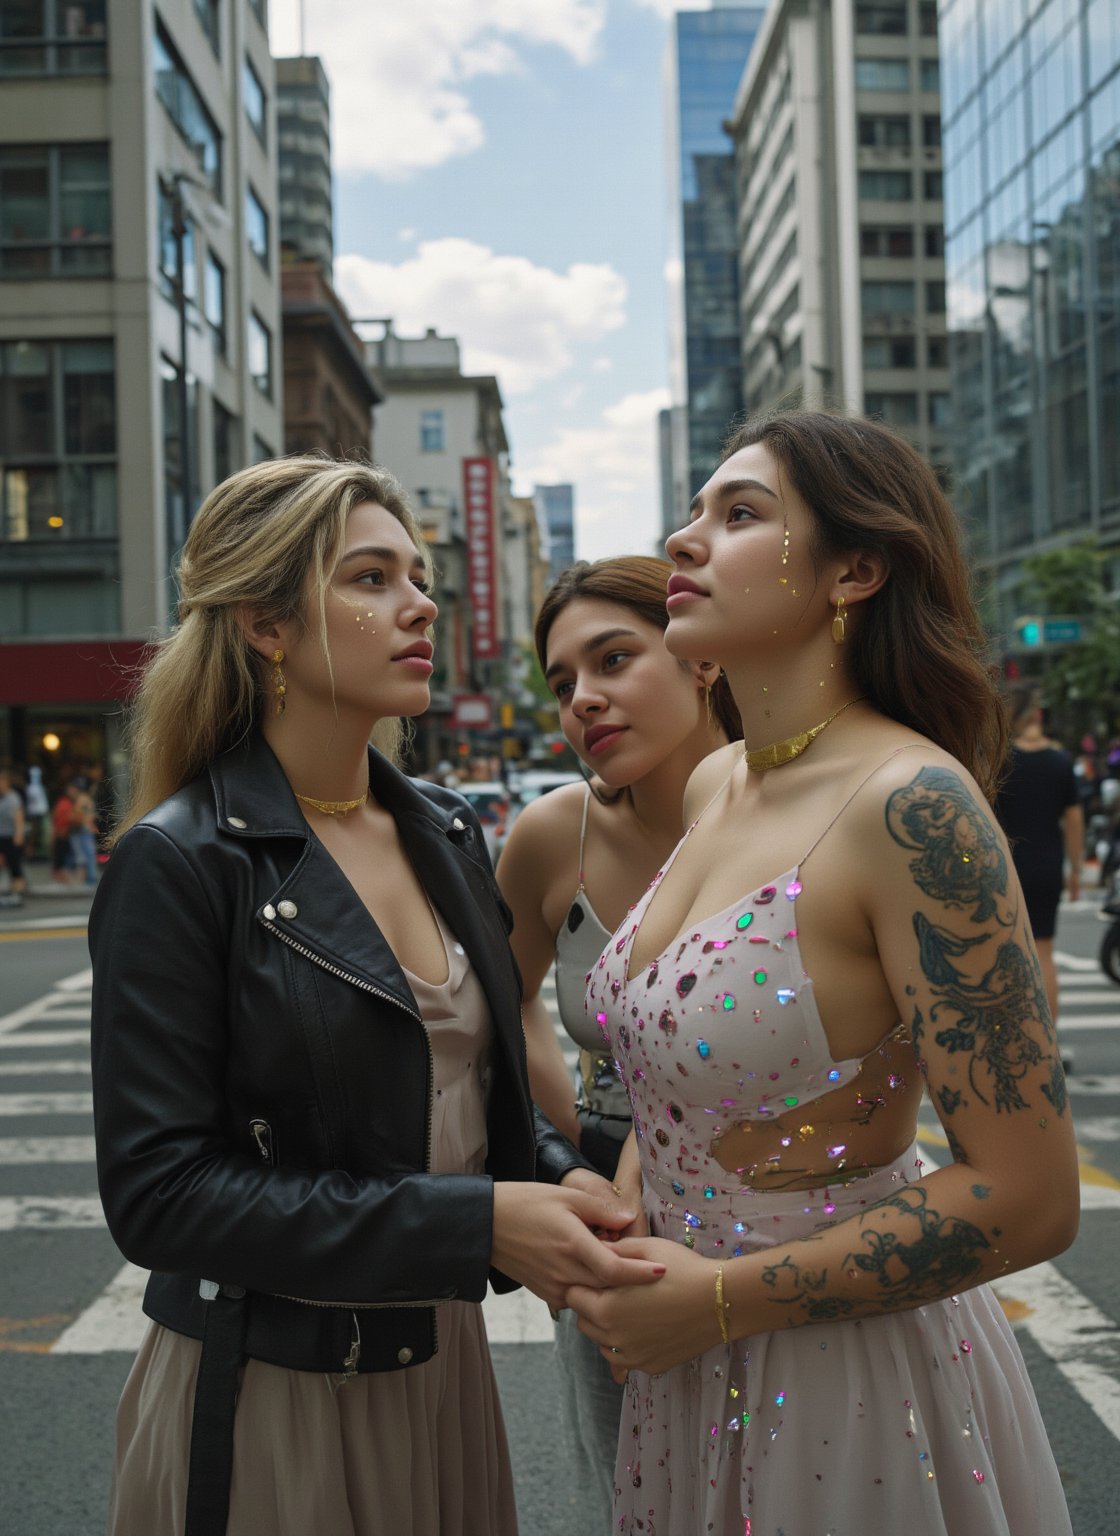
0 760 109 906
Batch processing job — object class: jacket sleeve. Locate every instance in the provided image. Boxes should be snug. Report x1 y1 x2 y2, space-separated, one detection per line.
90 824 496 1306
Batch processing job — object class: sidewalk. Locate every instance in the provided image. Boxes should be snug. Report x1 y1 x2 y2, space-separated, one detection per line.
0 875 96 929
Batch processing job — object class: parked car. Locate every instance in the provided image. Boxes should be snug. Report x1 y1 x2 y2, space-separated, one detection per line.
457 781 511 864
508 769 583 806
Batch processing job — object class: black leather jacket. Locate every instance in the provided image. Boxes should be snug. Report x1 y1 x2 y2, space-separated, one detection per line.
90 732 588 1379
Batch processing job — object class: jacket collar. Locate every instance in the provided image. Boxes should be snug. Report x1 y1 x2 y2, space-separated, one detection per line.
209 730 458 842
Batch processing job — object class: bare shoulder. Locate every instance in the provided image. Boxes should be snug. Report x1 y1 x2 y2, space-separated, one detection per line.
499 781 586 879
683 742 741 823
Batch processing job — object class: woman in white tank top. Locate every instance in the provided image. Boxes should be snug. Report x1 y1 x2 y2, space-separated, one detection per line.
497 555 739 1525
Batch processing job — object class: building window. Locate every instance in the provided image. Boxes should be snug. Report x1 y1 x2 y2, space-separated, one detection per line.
858 114 911 148
213 398 235 484
922 114 942 148
246 184 268 267
929 392 951 427
204 252 226 355
244 56 266 146
855 3 908 36
192 0 219 57
0 0 107 77
0 143 111 276
919 1 938 37
420 409 444 452
248 311 271 397
862 279 916 314
153 21 222 198
920 58 940 92
854 58 911 91
926 279 946 312
861 225 915 257
927 335 948 367
157 180 196 306
160 355 199 546
924 224 945 257
865 391 919 424
923 170 943 199
859 170 913 200
0 338 117 541
863 335 917 368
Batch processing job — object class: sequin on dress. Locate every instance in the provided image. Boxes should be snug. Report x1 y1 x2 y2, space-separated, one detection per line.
588 773 1073 1536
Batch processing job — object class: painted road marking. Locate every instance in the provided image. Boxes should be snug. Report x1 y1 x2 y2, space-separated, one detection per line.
0 1060 90 1076
1059 992 1120 1008
0 1136 96 1164
0 1196 104 1230
1057 1015 1120 1031
1065 1075 1120 1095
992 1262 1120 1437
1056 951 1109 972
0 1031 90 1049
0 967 91 1035
0 1092 93 1116
1059 974 1117 988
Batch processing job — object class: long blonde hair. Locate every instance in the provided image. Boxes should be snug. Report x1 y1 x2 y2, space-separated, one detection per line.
115 456 431 840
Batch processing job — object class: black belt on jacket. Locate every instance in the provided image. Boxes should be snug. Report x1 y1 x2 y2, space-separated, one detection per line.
185 1281 249 1536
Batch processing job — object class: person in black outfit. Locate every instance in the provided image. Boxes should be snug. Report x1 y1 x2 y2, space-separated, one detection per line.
994 685 1084 1041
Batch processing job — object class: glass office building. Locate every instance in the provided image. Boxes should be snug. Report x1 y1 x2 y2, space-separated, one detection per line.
939 0 1120 622
666 2 766 500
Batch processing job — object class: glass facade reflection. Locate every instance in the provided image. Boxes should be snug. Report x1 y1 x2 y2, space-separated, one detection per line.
940 0 1120 617
667 3 765 498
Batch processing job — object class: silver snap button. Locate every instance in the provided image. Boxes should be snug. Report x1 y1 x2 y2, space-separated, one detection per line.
277 900 298 920
452 818 465 831
453 943 465 956
262 904 277 921
397 1346 413 1364
228 816 247 830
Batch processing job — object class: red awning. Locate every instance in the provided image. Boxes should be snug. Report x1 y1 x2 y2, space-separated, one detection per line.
0 640 155 706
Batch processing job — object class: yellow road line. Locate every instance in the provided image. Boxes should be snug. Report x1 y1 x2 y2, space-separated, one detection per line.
0 928 88 943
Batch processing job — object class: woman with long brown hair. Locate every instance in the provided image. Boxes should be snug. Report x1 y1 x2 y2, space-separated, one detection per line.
567 412 1077 1533
497 556 739 1521
89 457 663 1536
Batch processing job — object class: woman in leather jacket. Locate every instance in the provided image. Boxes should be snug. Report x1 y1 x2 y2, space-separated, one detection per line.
90 458 663 1536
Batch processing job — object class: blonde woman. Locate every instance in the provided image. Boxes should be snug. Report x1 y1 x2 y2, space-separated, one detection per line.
90 459 663 1536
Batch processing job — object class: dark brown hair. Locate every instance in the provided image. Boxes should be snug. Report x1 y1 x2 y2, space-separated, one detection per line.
723 410 1007 800
534 556 742 743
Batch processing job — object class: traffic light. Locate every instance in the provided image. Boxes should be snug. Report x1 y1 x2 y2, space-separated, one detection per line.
1014 617 1042 647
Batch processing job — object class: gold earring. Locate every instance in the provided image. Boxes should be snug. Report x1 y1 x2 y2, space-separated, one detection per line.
271 648 287 715
832 597 847 645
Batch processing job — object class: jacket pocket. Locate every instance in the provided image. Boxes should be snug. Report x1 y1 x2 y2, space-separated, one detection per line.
249 1117 277 1167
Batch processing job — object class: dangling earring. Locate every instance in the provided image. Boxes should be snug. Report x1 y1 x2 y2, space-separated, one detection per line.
700 664 715 727
832 597 847 645
271 649 287 715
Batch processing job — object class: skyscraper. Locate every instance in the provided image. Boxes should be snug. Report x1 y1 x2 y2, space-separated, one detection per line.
939 0 1120 622
666 1 766 501
534 483 576 583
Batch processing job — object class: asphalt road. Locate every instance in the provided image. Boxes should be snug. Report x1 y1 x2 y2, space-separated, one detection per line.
0 885 1117 1535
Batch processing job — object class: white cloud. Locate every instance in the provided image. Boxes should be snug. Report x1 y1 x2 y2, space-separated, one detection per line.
269 0 606 179
591 356 613 373
335 239 627 395
519 388 671 561
398 227 416 242
561 384 586 409
630 0 710 16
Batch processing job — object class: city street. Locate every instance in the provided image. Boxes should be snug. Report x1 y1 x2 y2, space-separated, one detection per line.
0 889 1118 1535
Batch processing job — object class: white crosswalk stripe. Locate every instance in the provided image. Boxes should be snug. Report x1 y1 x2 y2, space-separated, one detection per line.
2 957 1117 1376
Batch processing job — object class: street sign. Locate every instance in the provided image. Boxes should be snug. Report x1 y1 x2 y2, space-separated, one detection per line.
1010 615 1086 651
451 693 493 730
1041 618 1083 644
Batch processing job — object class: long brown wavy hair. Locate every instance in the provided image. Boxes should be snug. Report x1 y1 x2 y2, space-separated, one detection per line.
722 410 1006 800
113 457 431 841
534 555 742 743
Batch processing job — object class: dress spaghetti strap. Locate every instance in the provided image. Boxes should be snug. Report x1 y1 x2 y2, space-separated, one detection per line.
799 742 935 870
576 783 592 892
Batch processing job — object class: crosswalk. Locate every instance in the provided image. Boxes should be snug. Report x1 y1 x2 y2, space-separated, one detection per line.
1 956 1119 1392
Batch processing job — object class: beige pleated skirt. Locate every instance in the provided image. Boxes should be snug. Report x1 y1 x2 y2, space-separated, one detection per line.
108 913 519 1535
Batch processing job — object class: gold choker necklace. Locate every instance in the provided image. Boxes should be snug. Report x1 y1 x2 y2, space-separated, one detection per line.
295 790 368 817
744 697 864 773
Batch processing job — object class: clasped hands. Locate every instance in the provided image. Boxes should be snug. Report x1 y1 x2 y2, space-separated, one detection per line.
490 1168 725 1381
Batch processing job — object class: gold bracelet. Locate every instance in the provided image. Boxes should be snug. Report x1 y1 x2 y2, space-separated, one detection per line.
714 1263 731 1345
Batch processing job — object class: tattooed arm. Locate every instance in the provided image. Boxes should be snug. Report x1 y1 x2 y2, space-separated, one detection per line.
566 756 1079 1373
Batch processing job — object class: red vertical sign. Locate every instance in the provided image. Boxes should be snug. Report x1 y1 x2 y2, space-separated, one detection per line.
463 456 499 661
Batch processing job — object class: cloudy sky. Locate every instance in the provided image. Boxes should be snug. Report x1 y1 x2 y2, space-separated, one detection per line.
269 0 713 561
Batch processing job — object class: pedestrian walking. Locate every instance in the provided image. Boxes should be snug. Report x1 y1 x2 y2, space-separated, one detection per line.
23 763 49 858
0 768 27 905
68 779 99 889
567 410 1077 1534
498 555 740 1520
49 783 75 884
994 686 1084 1039
89 456 662 1536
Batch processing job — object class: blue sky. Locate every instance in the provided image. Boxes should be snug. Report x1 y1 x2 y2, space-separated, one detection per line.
269 0 712 560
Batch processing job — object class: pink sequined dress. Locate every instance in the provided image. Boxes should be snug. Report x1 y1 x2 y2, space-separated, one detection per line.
589 812 1073 1536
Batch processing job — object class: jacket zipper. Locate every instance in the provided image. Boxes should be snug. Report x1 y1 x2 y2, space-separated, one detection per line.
249 1118 274 1165
258 915 442 1365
